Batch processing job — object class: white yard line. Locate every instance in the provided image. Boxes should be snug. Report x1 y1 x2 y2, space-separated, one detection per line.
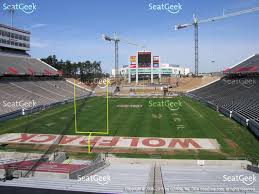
183 100 203 118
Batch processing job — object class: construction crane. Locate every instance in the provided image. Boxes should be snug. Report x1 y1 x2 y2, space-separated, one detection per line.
175 6 259 76
102 33 145 81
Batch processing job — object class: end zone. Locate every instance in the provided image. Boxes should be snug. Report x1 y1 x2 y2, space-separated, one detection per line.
0 133 221 154
73 79 110 153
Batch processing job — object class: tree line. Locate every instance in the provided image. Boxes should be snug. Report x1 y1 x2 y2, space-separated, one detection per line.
41 55 109 83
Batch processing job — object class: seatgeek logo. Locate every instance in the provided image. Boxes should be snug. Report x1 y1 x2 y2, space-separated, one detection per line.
3 3 36 14
148 100 182 111
78 175 111 185
223 174 256 186
148 2 182 14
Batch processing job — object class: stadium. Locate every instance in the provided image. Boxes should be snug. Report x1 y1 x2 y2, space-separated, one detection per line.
0 1 259 194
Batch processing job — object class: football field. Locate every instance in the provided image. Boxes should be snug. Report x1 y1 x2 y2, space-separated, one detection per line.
0 96 258 160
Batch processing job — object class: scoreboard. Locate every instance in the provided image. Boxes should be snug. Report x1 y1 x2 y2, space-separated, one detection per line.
129 56 136 68
153 56 160 68
138 52 151 68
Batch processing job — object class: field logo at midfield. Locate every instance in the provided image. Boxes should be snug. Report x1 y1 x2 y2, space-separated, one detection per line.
148 99 182 111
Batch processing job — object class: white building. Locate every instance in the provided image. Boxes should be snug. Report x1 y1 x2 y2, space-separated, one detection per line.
0 24 30 52
111 51 190 83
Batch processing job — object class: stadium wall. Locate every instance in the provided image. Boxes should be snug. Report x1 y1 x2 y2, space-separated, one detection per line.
247 164 259 173
218 107 231 117
231 112 248 127
0 95 91 122
0 110 22 122
248 120 259 138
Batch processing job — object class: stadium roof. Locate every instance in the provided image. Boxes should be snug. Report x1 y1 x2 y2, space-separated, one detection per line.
224 54 259 74
0 24 30 34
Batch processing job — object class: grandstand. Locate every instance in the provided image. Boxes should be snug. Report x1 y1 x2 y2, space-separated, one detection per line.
0 161 257 194
189 54 259 138
0 78 90 115
0 164 151 194
0 53 59 76
190 77 259 121
1 11 259 194
224 54 259 74
0 24 92 118
161 164 259 194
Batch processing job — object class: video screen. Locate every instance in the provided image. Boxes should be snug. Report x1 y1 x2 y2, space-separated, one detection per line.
0 0 258 194
138 52 151 68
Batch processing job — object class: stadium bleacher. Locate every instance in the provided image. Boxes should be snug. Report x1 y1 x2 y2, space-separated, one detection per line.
224 54 259 74
0 53 60 76
190 54 259 137
0 78 90 115
0 163 257 194
0 164 151 194
0 52 92 116
161 165 259 194
190 76 259 123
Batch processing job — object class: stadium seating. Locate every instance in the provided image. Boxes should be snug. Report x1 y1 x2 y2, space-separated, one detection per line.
0 78 91 115
190 76 259 131
161 165 259 194
0 53 60 76
0 164 151 194
224 54 259 74
0 52 93 117
0 163 258 194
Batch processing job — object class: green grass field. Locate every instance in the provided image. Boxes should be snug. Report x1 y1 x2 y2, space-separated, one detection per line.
0 96 259 160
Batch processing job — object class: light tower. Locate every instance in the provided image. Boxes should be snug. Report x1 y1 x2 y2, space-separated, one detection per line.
9 6 15 27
